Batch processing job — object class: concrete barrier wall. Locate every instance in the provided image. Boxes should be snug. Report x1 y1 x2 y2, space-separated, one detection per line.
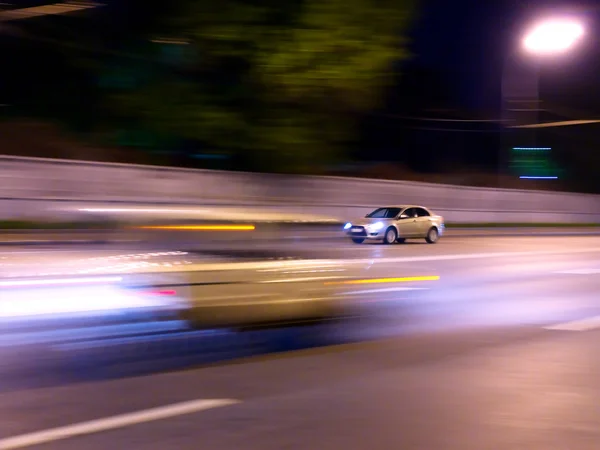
1 155 599 223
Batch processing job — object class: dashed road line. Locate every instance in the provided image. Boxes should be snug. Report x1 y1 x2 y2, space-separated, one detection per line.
544 316 600 331
0 398 240 449
555 269 600 275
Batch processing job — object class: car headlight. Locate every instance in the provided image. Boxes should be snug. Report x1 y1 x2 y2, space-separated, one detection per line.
344 222 352 230
367 222 384 232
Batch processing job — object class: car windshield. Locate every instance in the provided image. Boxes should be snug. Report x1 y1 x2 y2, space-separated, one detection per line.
366 207 402 219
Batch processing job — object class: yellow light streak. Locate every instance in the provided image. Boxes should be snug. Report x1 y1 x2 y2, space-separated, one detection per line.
326 275 439 285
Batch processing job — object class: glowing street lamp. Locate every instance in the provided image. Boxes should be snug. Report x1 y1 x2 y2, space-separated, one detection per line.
500 18 585 183
522 19 584 55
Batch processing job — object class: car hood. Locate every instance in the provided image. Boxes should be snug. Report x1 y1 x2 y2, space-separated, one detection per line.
348 217 394 227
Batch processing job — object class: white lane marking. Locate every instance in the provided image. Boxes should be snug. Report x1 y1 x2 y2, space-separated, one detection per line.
0 398 239 449
115 246 600 274
364 247 600 266
5 246 600 277
555 269 600 275
544 316 600 331
339 287 427 295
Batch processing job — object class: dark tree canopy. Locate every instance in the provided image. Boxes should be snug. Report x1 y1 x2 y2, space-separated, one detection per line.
108 0 416 172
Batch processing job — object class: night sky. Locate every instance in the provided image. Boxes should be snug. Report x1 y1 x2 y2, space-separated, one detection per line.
409 0 600 115
361 0 600 185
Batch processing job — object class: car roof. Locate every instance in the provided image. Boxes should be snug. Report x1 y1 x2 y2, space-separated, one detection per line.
378 205 426 210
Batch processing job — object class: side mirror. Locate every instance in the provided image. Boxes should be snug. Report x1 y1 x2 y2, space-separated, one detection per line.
399 214 409 219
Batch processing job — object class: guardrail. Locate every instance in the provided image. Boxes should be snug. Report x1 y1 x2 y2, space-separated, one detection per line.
1 154 599 223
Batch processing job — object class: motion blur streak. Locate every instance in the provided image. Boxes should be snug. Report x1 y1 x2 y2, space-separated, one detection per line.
0 2 101 22
326 276 440 285
0 276 123 288
79 208 203 213
136 225 256 231
145 290 178 296
0 286 167 317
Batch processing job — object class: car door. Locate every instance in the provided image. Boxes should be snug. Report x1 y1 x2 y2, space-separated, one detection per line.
396 208 420 237
414 207 433 236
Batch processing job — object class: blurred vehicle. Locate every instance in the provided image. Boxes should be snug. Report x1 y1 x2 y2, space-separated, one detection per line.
344 205 444 244
0 255 367 336
123 259 361 330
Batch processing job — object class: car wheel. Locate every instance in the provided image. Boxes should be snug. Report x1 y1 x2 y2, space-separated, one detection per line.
351 238 365 244
425 227 439 244
396 237 406 244
383 227 397 245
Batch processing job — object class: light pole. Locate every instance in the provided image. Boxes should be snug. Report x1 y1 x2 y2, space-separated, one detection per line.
500 18 584 182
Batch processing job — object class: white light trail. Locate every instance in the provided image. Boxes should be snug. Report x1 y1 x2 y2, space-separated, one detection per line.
0 276 122 288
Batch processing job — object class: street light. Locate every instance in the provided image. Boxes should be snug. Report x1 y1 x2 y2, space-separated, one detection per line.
500 17 585 182
522 19 584 55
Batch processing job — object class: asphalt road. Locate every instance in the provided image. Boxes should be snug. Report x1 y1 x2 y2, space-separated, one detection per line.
3 234 600 449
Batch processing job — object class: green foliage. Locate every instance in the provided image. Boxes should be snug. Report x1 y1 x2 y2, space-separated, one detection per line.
109 0 416 173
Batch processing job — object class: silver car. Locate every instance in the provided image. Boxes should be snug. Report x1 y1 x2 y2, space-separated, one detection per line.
344 205 445 244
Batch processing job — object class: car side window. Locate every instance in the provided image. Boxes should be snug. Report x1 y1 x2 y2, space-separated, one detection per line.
387 208 402 218
403 208 415 218
416 208 430 217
